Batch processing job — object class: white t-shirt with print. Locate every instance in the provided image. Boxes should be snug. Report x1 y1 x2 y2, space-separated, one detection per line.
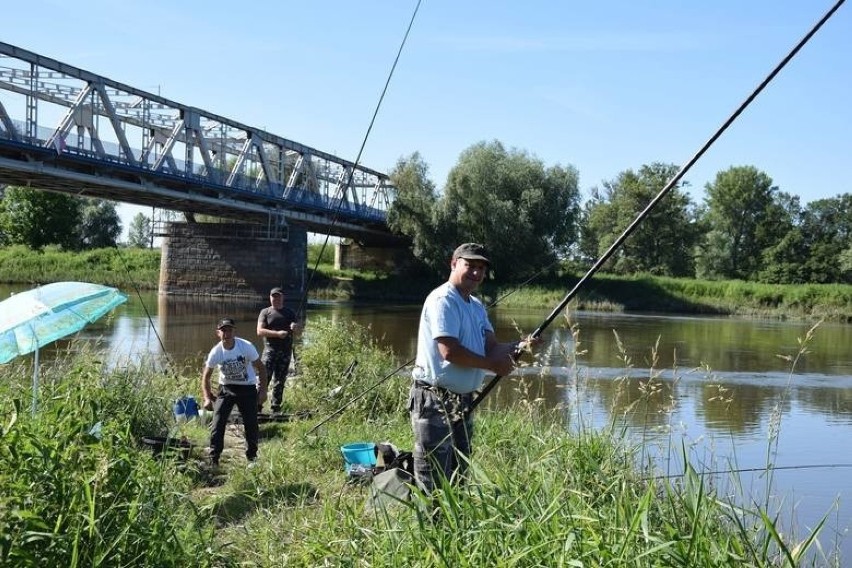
205 337 260 386
412 281 494 394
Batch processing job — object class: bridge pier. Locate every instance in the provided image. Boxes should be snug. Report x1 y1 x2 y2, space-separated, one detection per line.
335 240 411 272
159 222 307 298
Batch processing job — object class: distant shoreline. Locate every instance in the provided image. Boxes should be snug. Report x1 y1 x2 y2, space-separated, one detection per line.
1 246 849 322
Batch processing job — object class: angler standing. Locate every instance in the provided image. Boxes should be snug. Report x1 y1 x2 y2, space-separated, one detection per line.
257 287 301 414
201 318 268 467
410 243 537 493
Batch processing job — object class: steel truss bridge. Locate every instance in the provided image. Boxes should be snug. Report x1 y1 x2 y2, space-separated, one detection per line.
0 42 400 244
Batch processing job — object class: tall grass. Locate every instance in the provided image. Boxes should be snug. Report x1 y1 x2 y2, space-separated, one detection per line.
491 274 852 321
290 316 407 418
0 318 836 566
0 353 223 567
0 245 160 289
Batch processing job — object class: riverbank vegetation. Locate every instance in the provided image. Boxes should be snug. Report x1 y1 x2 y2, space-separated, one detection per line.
388 146 851 287
0 245 160 289
0 318 836 566
1 245 851 321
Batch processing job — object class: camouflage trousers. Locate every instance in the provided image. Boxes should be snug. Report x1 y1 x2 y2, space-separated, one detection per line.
408 381 474 494
262 349 291 411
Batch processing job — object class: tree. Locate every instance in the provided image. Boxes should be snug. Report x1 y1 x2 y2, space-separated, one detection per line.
840 245 852 283
386 152 441 269
798 194 852 283
759 227 808 284
389 141 581 280
79 198 121 249
127 212 153 248
0 186 81 250
697 166 791 280
582 163 700 276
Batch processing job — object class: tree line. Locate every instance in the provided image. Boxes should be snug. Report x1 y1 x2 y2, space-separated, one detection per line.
0 187 153 249
387 140 851 285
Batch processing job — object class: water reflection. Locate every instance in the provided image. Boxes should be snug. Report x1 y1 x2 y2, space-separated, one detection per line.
154 295 265 370
696 382 789 434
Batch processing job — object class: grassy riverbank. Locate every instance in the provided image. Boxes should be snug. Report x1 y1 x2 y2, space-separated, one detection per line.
1 246 850 320
0 319 836 566
0 245 160 289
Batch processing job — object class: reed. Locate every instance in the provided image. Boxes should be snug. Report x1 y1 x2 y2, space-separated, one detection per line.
0 318 836 566
0 354 222 567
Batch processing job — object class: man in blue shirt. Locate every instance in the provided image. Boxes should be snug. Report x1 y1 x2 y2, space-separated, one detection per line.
410 243 536 494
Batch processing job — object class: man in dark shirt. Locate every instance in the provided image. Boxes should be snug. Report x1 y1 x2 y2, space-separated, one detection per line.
256 287 301 413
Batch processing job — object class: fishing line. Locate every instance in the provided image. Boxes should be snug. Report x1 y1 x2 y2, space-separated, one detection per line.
296 0 423 320
469 0 847 413
292 0 423 435
112 246 163 350
111 244 177 374
644 463 852 482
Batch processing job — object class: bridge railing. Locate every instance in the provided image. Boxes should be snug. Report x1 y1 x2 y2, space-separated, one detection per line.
1 118 387 224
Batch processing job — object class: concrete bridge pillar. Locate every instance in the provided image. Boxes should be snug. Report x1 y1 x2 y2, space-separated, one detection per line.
159 222 307 298
334 240 411 272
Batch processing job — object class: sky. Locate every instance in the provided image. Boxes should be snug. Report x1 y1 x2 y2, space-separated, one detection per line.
3 1 850 238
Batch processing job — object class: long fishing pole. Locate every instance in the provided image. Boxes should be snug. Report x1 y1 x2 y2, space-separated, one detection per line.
284 0 421 413
470 0 846 412
295 0 423 321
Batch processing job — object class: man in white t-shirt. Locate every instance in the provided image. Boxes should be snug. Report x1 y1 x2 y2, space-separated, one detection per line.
410 243 537 494
201 318 268 467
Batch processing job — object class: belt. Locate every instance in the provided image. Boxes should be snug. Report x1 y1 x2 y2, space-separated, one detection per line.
414 380 466 397
414 380 473 417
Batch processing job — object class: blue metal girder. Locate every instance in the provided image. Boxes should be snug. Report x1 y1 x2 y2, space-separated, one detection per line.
0 41 401 244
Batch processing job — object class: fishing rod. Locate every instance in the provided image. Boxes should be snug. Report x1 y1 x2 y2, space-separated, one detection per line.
295 0 423 322
305 360 404 436
469 0 846 412
280 0 421 408
111 243 178 374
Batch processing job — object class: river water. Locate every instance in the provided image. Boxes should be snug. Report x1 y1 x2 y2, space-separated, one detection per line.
4 284 852 561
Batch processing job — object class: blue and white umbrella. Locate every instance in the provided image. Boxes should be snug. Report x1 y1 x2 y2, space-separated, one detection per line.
0 281 128 412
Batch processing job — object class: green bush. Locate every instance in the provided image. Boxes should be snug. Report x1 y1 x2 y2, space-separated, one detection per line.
291 317 408 419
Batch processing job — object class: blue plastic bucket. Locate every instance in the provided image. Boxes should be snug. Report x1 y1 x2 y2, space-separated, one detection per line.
183 396 199 418
173 397 186 418
174 396 199 420
340 442 376 470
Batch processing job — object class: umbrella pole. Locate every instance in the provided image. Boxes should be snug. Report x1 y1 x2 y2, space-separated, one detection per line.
31 347 39 416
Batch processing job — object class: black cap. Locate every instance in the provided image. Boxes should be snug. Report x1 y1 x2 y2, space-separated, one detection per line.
452 243 490 265
270 287 284 296
216 318 235 330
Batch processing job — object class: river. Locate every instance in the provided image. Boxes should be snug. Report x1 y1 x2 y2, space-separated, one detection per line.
4 284 852 562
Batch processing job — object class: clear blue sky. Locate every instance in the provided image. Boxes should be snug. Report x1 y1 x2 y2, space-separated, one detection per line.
4 1 849 234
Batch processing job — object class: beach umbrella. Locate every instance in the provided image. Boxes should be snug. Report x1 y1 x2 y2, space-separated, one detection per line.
0 281 128 413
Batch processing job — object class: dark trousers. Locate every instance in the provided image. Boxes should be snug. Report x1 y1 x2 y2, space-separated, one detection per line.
262 349 291 411
209 384 260 461
408 383 473 494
